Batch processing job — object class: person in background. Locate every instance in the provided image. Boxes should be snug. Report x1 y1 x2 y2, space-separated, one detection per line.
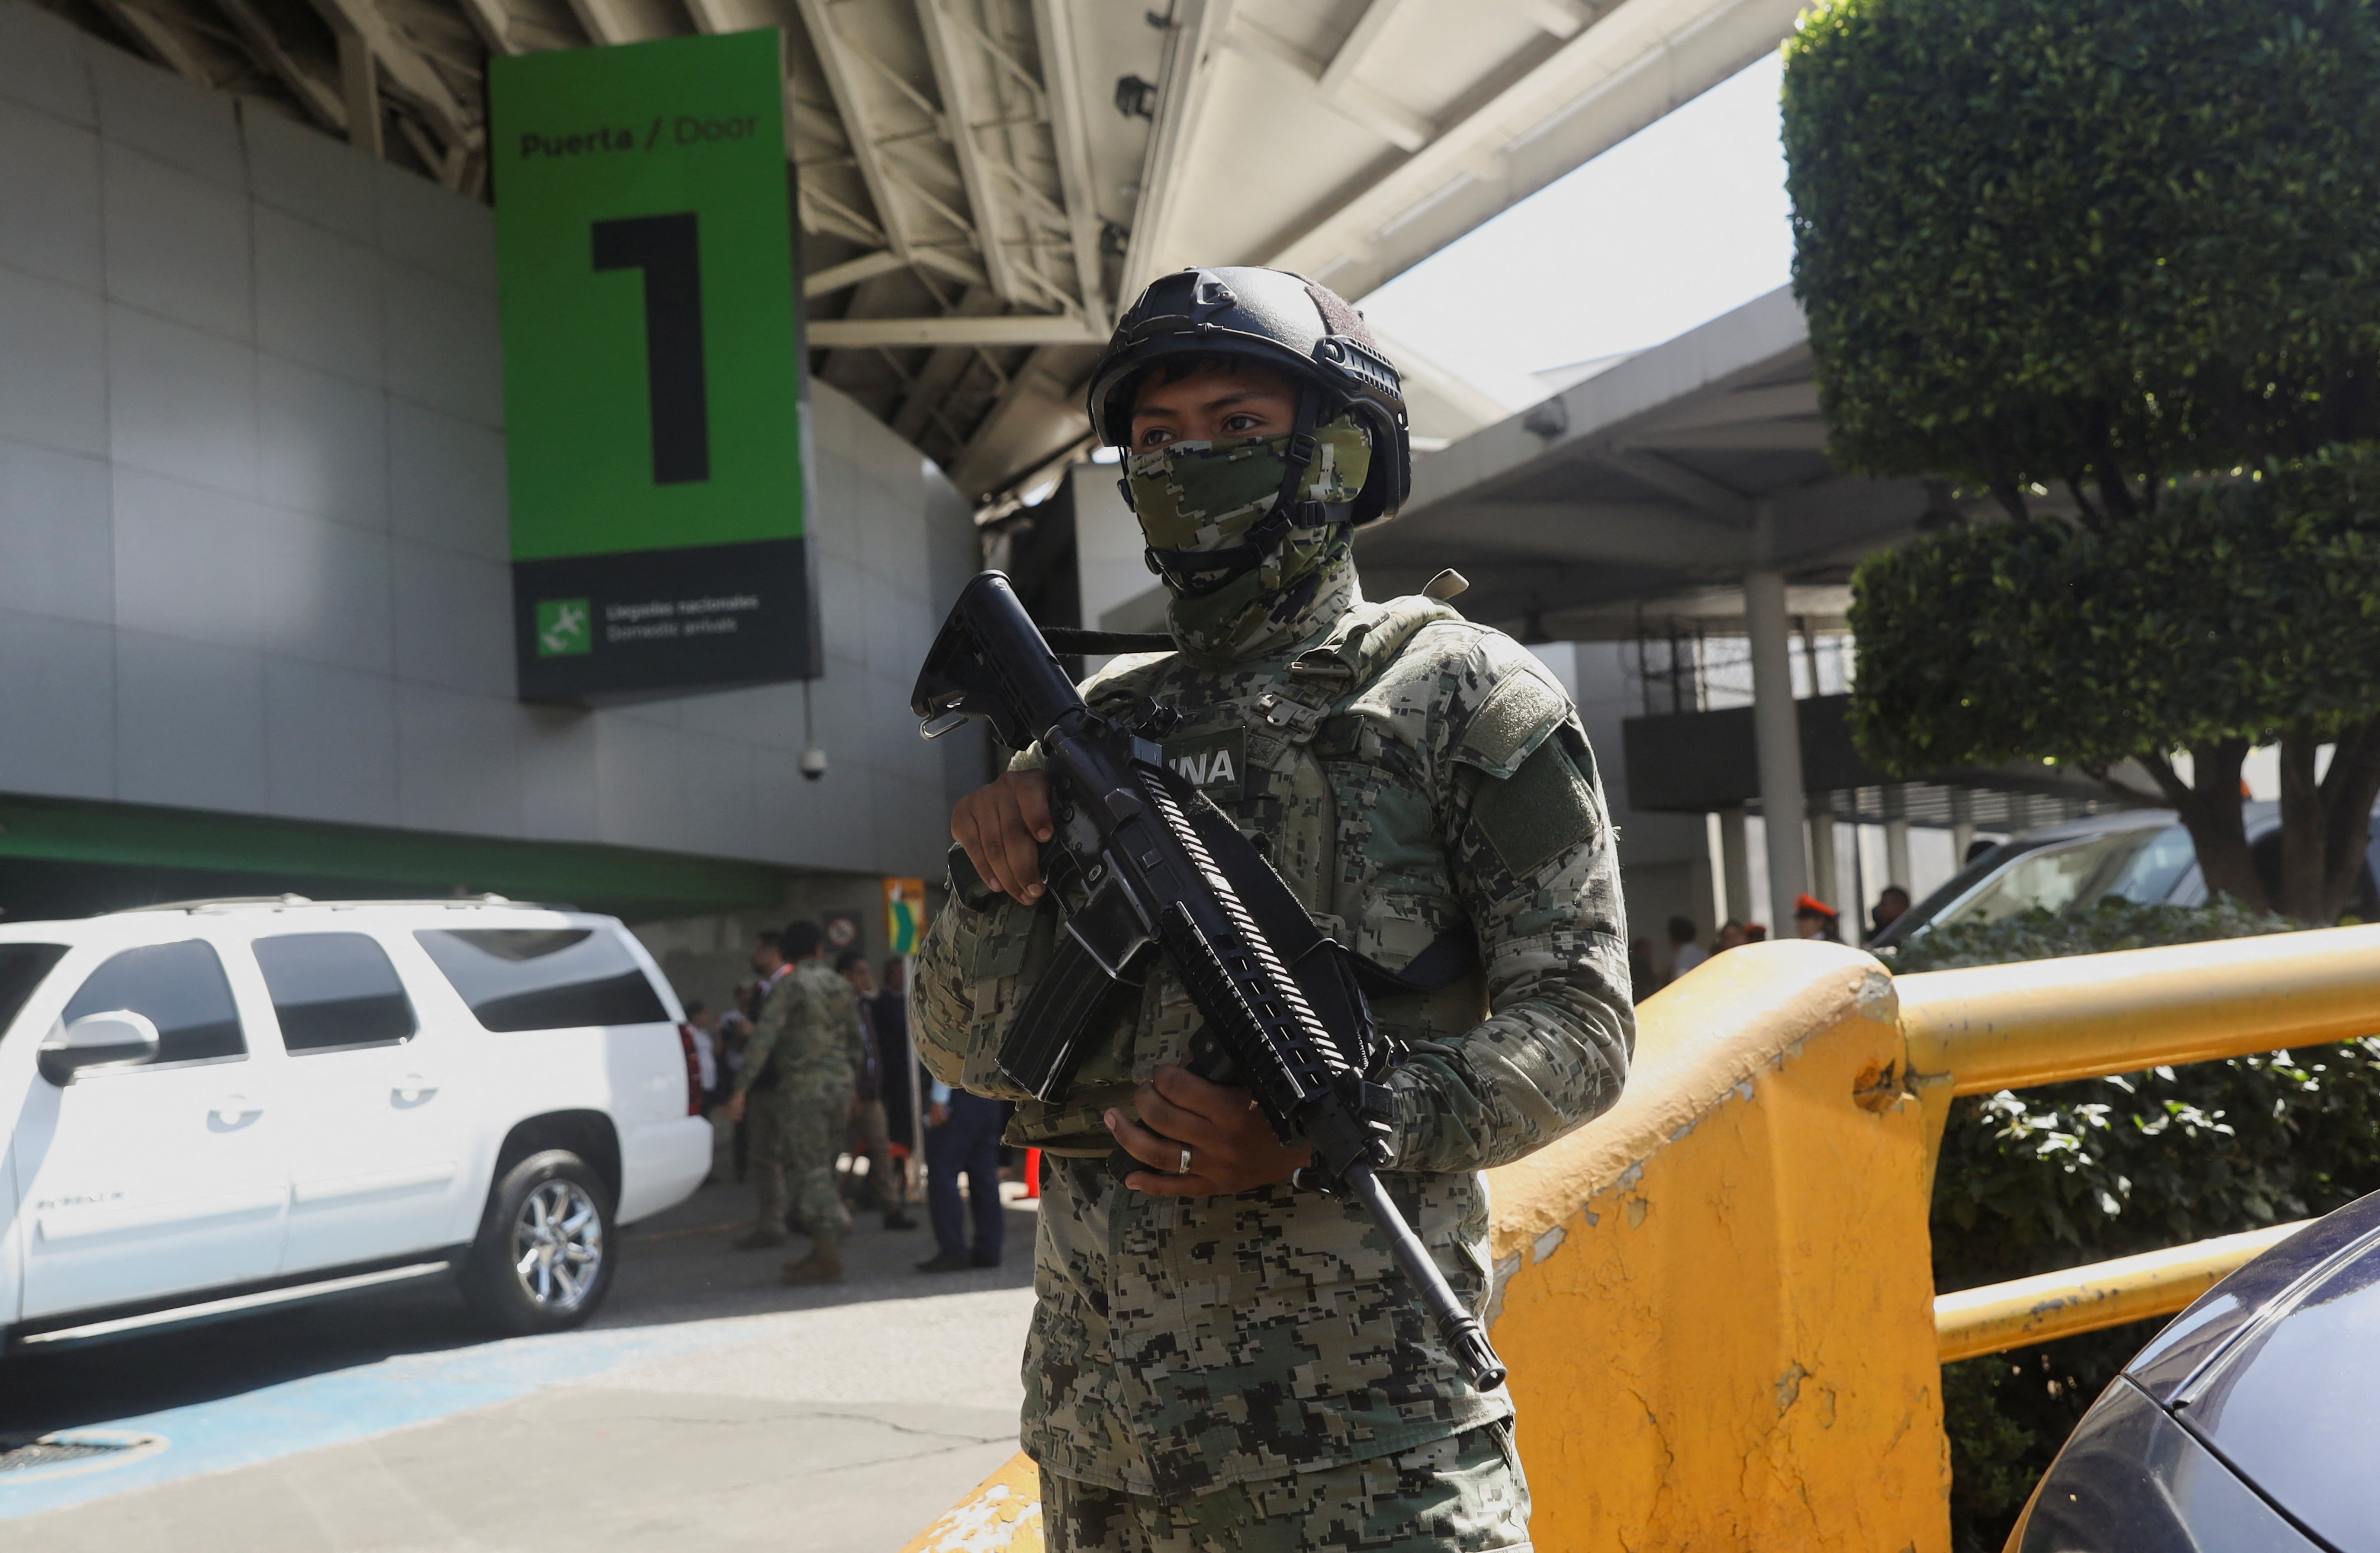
915 1074 1005 1274
874 958 918 1202
839 950 917 1231
714 1003 753 1184
723 921 860 1285
1713 919 1750 954
1628 938 1656 1001
725 935 793 1245
1869 885 1911 943
1667 915 1708 981
680 999 719 1184
683 999 718 1094
1794 894 1842 943
1746 923 1769 943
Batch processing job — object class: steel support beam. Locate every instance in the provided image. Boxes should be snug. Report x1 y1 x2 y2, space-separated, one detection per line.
1594 447 1754 526
92 0 209 83
334 24 381 157
1121 0 1235 298
803 249 910 298
792 0 919 270
306 0 475 151
1268 0 1802 299
215 0 347 132
1229 16 1431 152
1319 0 1409 94
1744 567 1808 929
916 0 1026 306
807 314 1104 348
1029 0 1106 327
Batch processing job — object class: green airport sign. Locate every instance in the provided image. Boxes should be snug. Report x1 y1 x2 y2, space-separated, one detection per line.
491 30 815 701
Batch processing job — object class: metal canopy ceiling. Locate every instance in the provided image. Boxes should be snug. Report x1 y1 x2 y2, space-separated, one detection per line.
1358 286 1943 641
36 0 1801 502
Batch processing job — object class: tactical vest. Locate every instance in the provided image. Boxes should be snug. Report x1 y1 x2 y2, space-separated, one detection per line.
976 595 1508 1154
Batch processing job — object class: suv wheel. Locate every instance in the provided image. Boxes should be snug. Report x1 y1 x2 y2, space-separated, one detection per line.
461 1149 615 1334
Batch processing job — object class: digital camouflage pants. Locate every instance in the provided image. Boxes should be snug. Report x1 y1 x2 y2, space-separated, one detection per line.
1040 1422 1530 1553
747 1080 853 1248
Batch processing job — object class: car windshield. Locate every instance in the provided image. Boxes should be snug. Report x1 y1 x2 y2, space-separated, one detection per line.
1935 825 2192 929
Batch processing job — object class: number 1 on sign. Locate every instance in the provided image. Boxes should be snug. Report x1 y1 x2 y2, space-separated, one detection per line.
592 212 710 485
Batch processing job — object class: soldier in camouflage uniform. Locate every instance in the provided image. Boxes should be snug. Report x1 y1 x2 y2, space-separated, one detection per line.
914 266 1634 1550
724 919 862 1285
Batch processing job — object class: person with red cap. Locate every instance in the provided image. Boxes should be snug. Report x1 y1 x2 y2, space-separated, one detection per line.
1793 894 1842 942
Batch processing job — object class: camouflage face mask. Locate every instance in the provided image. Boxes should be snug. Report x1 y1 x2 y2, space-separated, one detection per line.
1122 413 1371 660
1123 414 1372 555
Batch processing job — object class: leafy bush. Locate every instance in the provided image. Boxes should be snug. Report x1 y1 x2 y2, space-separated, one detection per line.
1903 904 2380 1550
1887 898 2297 972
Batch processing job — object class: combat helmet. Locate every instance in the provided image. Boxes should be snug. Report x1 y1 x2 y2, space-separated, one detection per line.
1087 266 1412 594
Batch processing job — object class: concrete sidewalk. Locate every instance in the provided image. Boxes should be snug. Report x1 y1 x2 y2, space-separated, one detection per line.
3 1180 1039 1551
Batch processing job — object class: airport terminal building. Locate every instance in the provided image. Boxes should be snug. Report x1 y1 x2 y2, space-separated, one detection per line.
0 5 983 1003
0 0 2052 996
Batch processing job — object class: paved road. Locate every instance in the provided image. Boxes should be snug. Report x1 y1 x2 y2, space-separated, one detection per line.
0 1174 1039 1551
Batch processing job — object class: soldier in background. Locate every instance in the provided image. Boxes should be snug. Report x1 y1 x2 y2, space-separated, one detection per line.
913 268 1634 1550
838 949 918 1230
723 920 859 1283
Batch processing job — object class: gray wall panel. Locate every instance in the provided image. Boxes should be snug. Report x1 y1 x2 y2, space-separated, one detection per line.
0 0 983 883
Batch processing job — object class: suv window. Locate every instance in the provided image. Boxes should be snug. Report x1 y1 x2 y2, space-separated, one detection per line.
0 944 68 1042
254 933 418 1053
62 940 245 1065
413 927 668 1032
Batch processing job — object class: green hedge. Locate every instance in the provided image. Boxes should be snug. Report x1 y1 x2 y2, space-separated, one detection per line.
1893 902 2380 1550
1782 0 2380 513
1850 446 2380 779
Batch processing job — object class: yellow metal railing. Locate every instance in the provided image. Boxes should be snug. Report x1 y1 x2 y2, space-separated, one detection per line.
905 924 2380 1553
1899 927 2380 1093
1933 1219 2309 1363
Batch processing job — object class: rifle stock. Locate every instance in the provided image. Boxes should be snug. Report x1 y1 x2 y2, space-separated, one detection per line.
913 571 1506 1392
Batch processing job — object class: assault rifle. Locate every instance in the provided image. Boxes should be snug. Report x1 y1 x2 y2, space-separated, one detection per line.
911 571 1506 1392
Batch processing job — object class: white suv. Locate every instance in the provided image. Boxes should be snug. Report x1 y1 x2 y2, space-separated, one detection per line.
0 897 711 1351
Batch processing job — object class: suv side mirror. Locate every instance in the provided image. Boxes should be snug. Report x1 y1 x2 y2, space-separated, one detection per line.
39 1010 161 1086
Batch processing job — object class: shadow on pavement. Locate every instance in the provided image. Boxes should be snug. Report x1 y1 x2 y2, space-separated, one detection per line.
0 1178 1036 1439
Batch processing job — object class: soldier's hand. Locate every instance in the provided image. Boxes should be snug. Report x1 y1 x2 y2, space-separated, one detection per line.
1105 1066 1310 1196
952 770 1054 904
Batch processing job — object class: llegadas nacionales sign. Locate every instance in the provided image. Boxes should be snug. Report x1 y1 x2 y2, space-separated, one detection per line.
492 31 816 702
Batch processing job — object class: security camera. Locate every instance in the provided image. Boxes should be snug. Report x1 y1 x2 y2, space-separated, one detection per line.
800 747 829 782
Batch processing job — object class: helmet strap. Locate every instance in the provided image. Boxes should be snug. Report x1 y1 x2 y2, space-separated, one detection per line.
1144 385 1336 598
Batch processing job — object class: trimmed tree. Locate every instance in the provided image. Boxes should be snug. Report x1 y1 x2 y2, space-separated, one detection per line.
1783 0 2380 918
1783 0 2380 524
1850 452 2380 918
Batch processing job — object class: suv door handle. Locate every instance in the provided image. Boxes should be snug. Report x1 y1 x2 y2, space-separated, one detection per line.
210 1094 261 1127
393 1075 438 1104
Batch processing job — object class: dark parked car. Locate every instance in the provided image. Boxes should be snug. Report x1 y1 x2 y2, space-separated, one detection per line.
2008 1189 2380 1551
1872 801 2380 952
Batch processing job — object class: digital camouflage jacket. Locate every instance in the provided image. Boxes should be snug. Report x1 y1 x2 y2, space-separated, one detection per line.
736 957 862 1097
913 569 1634 1500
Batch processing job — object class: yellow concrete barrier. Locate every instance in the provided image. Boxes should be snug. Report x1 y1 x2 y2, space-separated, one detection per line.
1487 940 1946 1550
910 927 2380 1550
1934 1220 2309 1364
896 1450 1042 1553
